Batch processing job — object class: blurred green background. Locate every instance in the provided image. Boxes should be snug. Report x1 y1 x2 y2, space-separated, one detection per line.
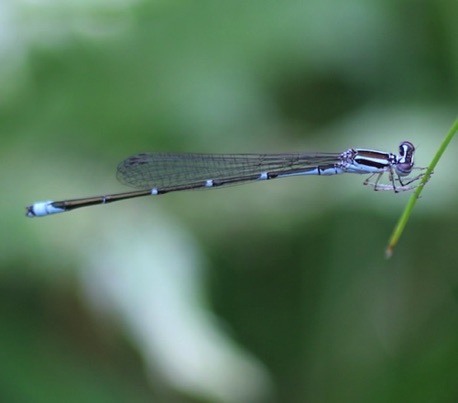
2 0 458 402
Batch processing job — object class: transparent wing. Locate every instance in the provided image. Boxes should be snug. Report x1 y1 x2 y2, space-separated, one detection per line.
116 152 341 189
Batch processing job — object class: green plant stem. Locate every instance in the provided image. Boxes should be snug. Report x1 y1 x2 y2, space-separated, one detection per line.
385 116 458 258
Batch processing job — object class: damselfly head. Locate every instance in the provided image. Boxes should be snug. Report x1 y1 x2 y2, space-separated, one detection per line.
396 141 415 175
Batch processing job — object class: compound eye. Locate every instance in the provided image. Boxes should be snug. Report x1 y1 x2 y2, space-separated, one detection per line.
399 141 415 157
396 141 415 176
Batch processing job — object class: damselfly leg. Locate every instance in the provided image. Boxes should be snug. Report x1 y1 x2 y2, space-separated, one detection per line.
364 167 429 192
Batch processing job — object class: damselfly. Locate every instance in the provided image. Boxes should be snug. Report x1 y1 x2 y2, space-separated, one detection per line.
26 141 424 217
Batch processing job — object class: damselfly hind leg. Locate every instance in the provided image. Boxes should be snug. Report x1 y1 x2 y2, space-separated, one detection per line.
363 173 384 191
363 172 401 192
